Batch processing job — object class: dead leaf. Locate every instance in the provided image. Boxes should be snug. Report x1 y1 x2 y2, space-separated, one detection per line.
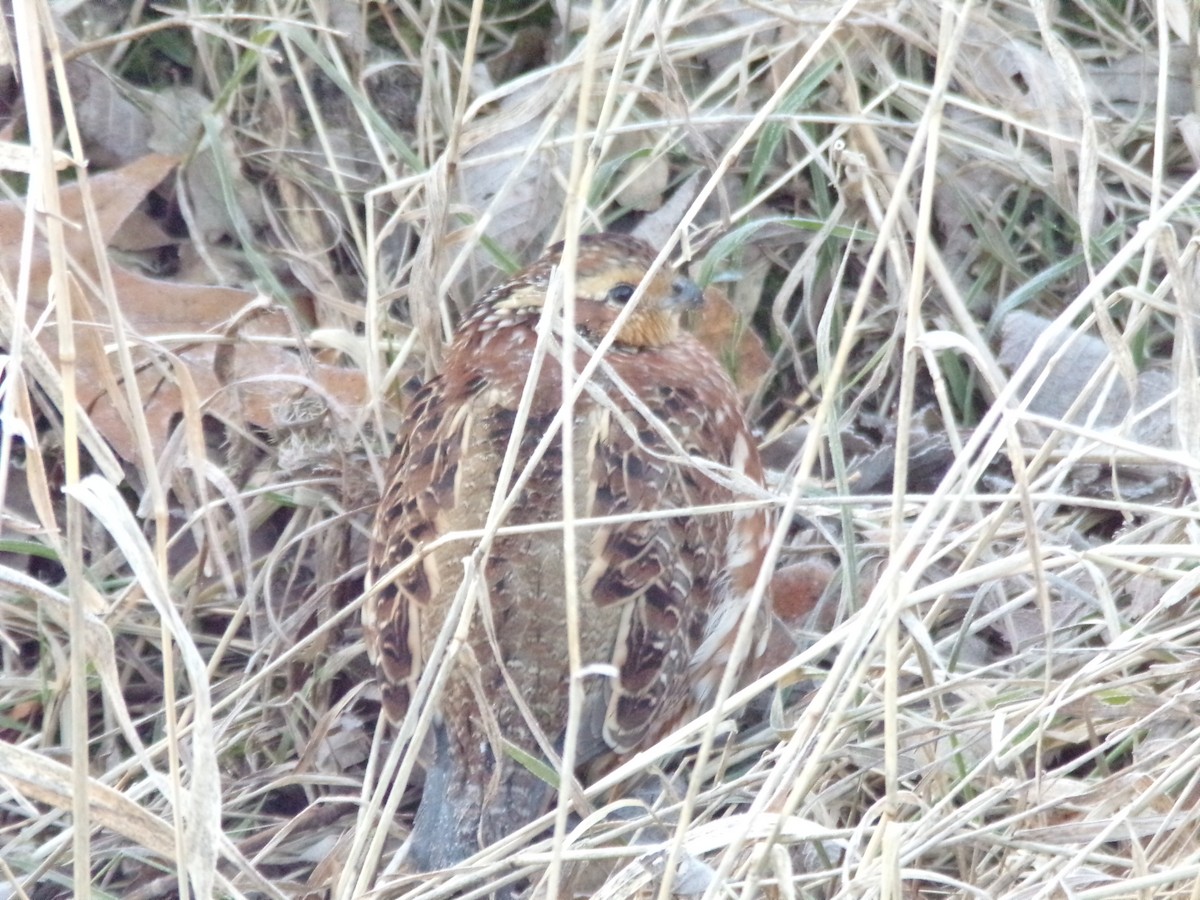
688 285 772 403
452 77 571 297
1087 49 1193 119
998 310 1174 447
607 129 669 212
62 55 154 168
632 173 702 250
0 155 366 462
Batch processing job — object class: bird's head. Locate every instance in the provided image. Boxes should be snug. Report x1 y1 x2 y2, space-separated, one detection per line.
488 233 703 349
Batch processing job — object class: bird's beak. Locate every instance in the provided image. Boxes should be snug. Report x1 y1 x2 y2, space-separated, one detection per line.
668 276 705 310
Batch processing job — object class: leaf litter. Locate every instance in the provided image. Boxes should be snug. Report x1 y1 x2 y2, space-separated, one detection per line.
1 1 1198 898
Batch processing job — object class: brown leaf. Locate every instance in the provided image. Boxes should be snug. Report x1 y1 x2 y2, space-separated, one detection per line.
82 268 366 459
78 154 180 245
688 285 773 403
2 155 366 462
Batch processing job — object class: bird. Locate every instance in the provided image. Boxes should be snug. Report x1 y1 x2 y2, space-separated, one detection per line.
364 232 774 874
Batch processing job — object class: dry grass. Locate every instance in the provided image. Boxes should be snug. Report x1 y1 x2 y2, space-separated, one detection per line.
2 0 1199 898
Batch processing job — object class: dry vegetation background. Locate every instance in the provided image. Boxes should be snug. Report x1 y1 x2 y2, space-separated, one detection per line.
1 0 1199 897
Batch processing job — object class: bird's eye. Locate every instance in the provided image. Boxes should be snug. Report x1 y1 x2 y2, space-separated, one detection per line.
605 283 637 305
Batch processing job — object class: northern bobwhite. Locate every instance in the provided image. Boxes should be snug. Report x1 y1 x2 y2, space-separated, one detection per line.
364 232 773 871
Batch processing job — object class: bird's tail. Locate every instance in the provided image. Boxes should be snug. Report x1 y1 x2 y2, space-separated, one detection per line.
407 720 553 876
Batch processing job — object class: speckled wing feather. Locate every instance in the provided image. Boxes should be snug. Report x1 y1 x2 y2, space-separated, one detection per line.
586 336 770 752
364 373 474 723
